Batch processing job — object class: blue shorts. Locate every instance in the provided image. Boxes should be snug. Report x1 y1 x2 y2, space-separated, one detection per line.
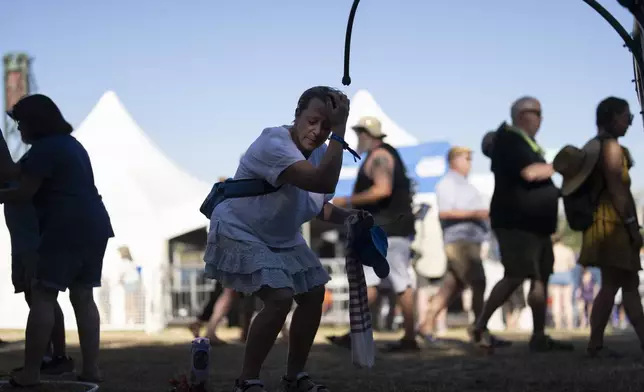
549 271 573 286
36 240 109 292
11 251 39 294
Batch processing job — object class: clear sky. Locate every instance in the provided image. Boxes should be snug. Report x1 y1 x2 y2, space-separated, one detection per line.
1 0 643 188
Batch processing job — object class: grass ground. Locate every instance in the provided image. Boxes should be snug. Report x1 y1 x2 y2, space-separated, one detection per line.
1 327 643 392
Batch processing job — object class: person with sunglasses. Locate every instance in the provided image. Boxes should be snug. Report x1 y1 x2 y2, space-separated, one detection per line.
471 96 573 353
559 97 644 356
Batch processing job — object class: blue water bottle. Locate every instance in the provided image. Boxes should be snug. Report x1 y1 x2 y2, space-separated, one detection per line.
190 337 210 389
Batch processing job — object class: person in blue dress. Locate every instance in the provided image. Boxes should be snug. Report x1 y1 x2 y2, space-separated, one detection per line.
0 94 114 387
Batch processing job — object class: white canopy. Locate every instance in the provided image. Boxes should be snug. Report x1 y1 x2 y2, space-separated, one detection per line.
74 91 210 241
344 90 419 149
0 91 211 331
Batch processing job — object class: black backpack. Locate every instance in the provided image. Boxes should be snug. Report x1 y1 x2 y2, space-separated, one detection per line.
562 139 603 232
563 178 601 231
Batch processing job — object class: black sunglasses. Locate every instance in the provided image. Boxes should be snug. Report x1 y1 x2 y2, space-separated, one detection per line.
522 109 542 117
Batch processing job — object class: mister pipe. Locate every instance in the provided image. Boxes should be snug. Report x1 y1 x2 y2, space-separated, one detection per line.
343 1 644 89
342 0 361 86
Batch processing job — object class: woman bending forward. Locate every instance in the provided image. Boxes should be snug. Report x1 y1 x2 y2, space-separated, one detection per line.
205 86 362 392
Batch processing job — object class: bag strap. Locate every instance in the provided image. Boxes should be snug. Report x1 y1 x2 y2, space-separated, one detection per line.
504 124 545 157
590 136 606 205
218 178 281 199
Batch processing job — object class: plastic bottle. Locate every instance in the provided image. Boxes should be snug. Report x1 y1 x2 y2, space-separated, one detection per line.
189 337 210 390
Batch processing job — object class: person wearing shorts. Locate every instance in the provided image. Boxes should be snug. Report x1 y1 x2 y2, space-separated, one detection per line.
417 147 511 346
6 188 73 375
328 116 417 352
470 97 572 352
1 94 114 387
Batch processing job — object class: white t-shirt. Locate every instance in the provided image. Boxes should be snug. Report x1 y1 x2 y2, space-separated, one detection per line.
552 243 576 273
212 126 334 248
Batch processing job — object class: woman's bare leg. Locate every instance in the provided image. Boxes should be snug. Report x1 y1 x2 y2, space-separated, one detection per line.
239 287 293 381
12 286 58 386
620 273 644 345
588 268 620 351
550 285 563 330
562 285 575 330
286 286 325 378
69 288 101 380
205 288 235 343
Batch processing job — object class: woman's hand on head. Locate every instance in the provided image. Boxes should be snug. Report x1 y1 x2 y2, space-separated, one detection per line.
326 91 350 136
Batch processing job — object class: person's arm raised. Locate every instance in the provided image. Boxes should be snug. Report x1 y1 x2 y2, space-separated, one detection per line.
278 92 350 194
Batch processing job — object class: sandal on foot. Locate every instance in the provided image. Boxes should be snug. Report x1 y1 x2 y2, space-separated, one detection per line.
78 374 103 383
281 373 329 392
467 326 495 354
529 334 574 352
8 374 40 388
326 334 351 350
381 338 420 353
188 322 202 338
587 346 623 359
233 379 266 392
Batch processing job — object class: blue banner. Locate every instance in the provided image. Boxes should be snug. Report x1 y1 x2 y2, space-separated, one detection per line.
334 141 451 197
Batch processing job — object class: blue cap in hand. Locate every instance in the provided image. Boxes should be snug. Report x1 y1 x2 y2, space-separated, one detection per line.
353 226 389 279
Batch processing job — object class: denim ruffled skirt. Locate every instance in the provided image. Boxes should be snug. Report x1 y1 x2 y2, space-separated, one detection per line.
203 221 330 295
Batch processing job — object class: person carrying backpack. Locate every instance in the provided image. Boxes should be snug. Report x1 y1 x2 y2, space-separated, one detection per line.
553 96 644 357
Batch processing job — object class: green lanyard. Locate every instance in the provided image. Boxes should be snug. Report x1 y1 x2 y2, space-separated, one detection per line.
505 125 545 157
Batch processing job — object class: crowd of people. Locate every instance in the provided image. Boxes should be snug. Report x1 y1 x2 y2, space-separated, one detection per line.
2 87 644 391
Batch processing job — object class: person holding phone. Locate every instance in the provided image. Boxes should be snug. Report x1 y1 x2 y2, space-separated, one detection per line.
204 86 363 392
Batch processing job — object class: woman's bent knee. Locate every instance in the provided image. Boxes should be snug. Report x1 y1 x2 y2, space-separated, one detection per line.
294 285 325 307
257 287 294 315
69 288 95 308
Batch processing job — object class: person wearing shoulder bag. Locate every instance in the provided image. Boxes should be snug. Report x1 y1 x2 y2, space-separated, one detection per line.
203 86 368 392
554 97 644 357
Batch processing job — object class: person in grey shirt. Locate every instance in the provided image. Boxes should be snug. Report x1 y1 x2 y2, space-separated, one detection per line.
6 178 73 375
417 147 509 346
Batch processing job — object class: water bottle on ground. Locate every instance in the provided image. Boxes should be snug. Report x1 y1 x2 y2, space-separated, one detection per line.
190 337 210 391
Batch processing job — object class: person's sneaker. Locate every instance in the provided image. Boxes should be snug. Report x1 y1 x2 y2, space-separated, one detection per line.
41 356 75 375
233 379 266 392
416 331 449 348
528 334 574 353
467 326 495 353
587 346 623 358
381 338 420 353
489 334 513 348
326 334 351 350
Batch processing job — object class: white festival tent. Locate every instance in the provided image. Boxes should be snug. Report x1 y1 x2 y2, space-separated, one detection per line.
0 91 211 332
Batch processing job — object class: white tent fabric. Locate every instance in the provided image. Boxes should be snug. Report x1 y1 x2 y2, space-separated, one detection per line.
0 91 210 331
74 91 210 240
344 90 419 149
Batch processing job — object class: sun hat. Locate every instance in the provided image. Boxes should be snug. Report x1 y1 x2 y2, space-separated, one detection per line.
352 116 386 139
552 138 602 196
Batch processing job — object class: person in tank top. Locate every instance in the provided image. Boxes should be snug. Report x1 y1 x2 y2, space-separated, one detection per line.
328 116 418 353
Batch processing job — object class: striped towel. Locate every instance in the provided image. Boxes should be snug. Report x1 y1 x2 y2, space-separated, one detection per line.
345 212 375 368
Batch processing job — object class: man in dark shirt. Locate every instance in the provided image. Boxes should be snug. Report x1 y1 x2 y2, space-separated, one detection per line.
327 116 418 352
470 96 573 352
